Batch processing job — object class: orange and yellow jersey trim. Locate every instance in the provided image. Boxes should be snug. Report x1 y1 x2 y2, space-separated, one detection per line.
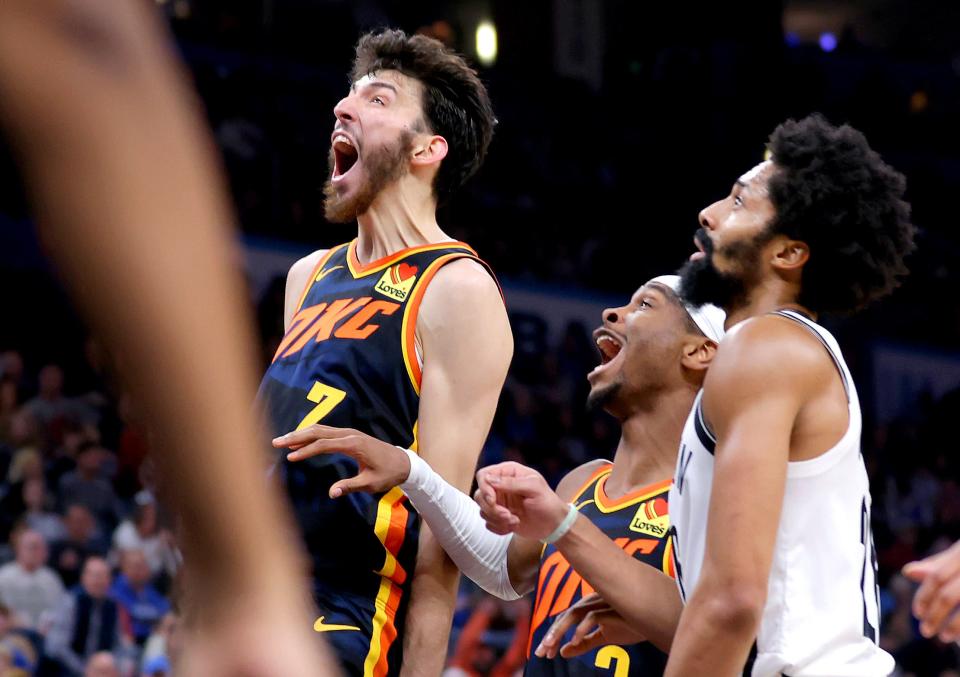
525 464 674 676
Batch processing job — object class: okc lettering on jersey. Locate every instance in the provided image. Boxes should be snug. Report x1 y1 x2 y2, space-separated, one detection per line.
530 537 658 638
272 296 401 362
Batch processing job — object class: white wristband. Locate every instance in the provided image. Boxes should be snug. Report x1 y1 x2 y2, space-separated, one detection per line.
542 504 579 544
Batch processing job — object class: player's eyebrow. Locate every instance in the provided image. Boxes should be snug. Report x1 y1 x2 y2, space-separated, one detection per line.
644 283 671 299
351 80 399 95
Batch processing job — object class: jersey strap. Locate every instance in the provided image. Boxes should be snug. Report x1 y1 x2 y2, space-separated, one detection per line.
769 309 850 400
399 251 502 395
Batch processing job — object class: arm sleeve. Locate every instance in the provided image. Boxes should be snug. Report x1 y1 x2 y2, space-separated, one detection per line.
399 448 522 600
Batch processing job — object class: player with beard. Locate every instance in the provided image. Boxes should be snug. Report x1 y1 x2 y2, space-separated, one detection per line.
258 30 512 676
478 115 916 677
275 275 724 676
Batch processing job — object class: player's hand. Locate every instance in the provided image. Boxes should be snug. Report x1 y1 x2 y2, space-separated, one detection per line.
274 425 411 498
903 540 960 642
474 461 571 540
535 593 646 660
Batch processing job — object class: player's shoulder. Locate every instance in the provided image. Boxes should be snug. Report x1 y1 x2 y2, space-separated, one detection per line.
556 459 611 502
708 313 834 399
417 255 507 336
287 249 328 285
424 256 500 302
718 314 829 374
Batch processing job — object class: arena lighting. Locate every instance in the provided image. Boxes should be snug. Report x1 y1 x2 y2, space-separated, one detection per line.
819 32 837 52
476 21 497 67
910 90 929 113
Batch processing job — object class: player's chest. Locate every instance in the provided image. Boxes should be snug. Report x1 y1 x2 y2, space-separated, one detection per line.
274 277 412 364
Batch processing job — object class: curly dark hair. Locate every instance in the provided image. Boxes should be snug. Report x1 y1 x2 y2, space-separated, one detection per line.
351 29 495 204
766 114 916 314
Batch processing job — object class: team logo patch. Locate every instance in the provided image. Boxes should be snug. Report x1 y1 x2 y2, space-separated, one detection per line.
629 497 669 537
375 262 418 302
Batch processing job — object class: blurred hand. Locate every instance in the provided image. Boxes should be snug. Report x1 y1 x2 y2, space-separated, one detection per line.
274 425 411 498
534 593 646 660
473 462 570 541
903 540 960 642
159 529 176 547
176 595 339 677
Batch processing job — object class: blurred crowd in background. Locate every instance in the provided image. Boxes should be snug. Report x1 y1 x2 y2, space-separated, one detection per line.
0 1 959 675
0 310 957 675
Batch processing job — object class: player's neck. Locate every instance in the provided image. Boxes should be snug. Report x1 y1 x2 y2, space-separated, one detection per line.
355 179 450 262
723 278 814 328
606 388 695 497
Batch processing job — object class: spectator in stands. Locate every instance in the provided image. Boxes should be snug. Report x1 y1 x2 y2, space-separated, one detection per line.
21 478 65 545
140 654 170 677
445 597 529 677
83 651 119 677
45 557 129 676
110 550 168 646
47 421 99 494
3 415 40 488
5 445 40 486
112 499 177 582
58 442 120 532
0 450 36 543
22 365 73 447
0 375 20 452
114 396 149 500
0 604 38 676
0 529 64 632
0 351 24 387
50 505 108 589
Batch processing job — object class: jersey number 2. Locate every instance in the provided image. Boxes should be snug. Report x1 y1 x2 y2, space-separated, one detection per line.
296 381 347 430
595 645 630 676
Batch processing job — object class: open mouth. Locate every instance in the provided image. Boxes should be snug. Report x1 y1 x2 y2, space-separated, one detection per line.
690 234 707 261
332 133 359 182
595 332 623 365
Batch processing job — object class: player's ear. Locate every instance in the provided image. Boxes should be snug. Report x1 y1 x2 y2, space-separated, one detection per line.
680 337 718 373
771 236 809 271
411 134 448 168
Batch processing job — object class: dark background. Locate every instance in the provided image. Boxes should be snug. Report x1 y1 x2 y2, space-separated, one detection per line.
0 0 958 674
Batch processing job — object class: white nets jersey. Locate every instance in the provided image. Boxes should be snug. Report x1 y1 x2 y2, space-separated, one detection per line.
668 310 894 676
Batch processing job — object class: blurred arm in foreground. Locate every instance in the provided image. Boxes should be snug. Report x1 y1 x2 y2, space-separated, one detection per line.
0 1 336 674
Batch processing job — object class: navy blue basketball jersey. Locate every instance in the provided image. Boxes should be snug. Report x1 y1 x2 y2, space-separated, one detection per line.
525 464 674 677
257 239 498 677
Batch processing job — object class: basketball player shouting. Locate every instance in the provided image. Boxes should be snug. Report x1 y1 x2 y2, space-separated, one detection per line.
260 30 512 676
479 115 916 676
277 276 724 675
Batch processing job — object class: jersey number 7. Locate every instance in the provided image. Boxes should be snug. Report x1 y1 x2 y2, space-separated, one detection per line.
295 381 347 430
